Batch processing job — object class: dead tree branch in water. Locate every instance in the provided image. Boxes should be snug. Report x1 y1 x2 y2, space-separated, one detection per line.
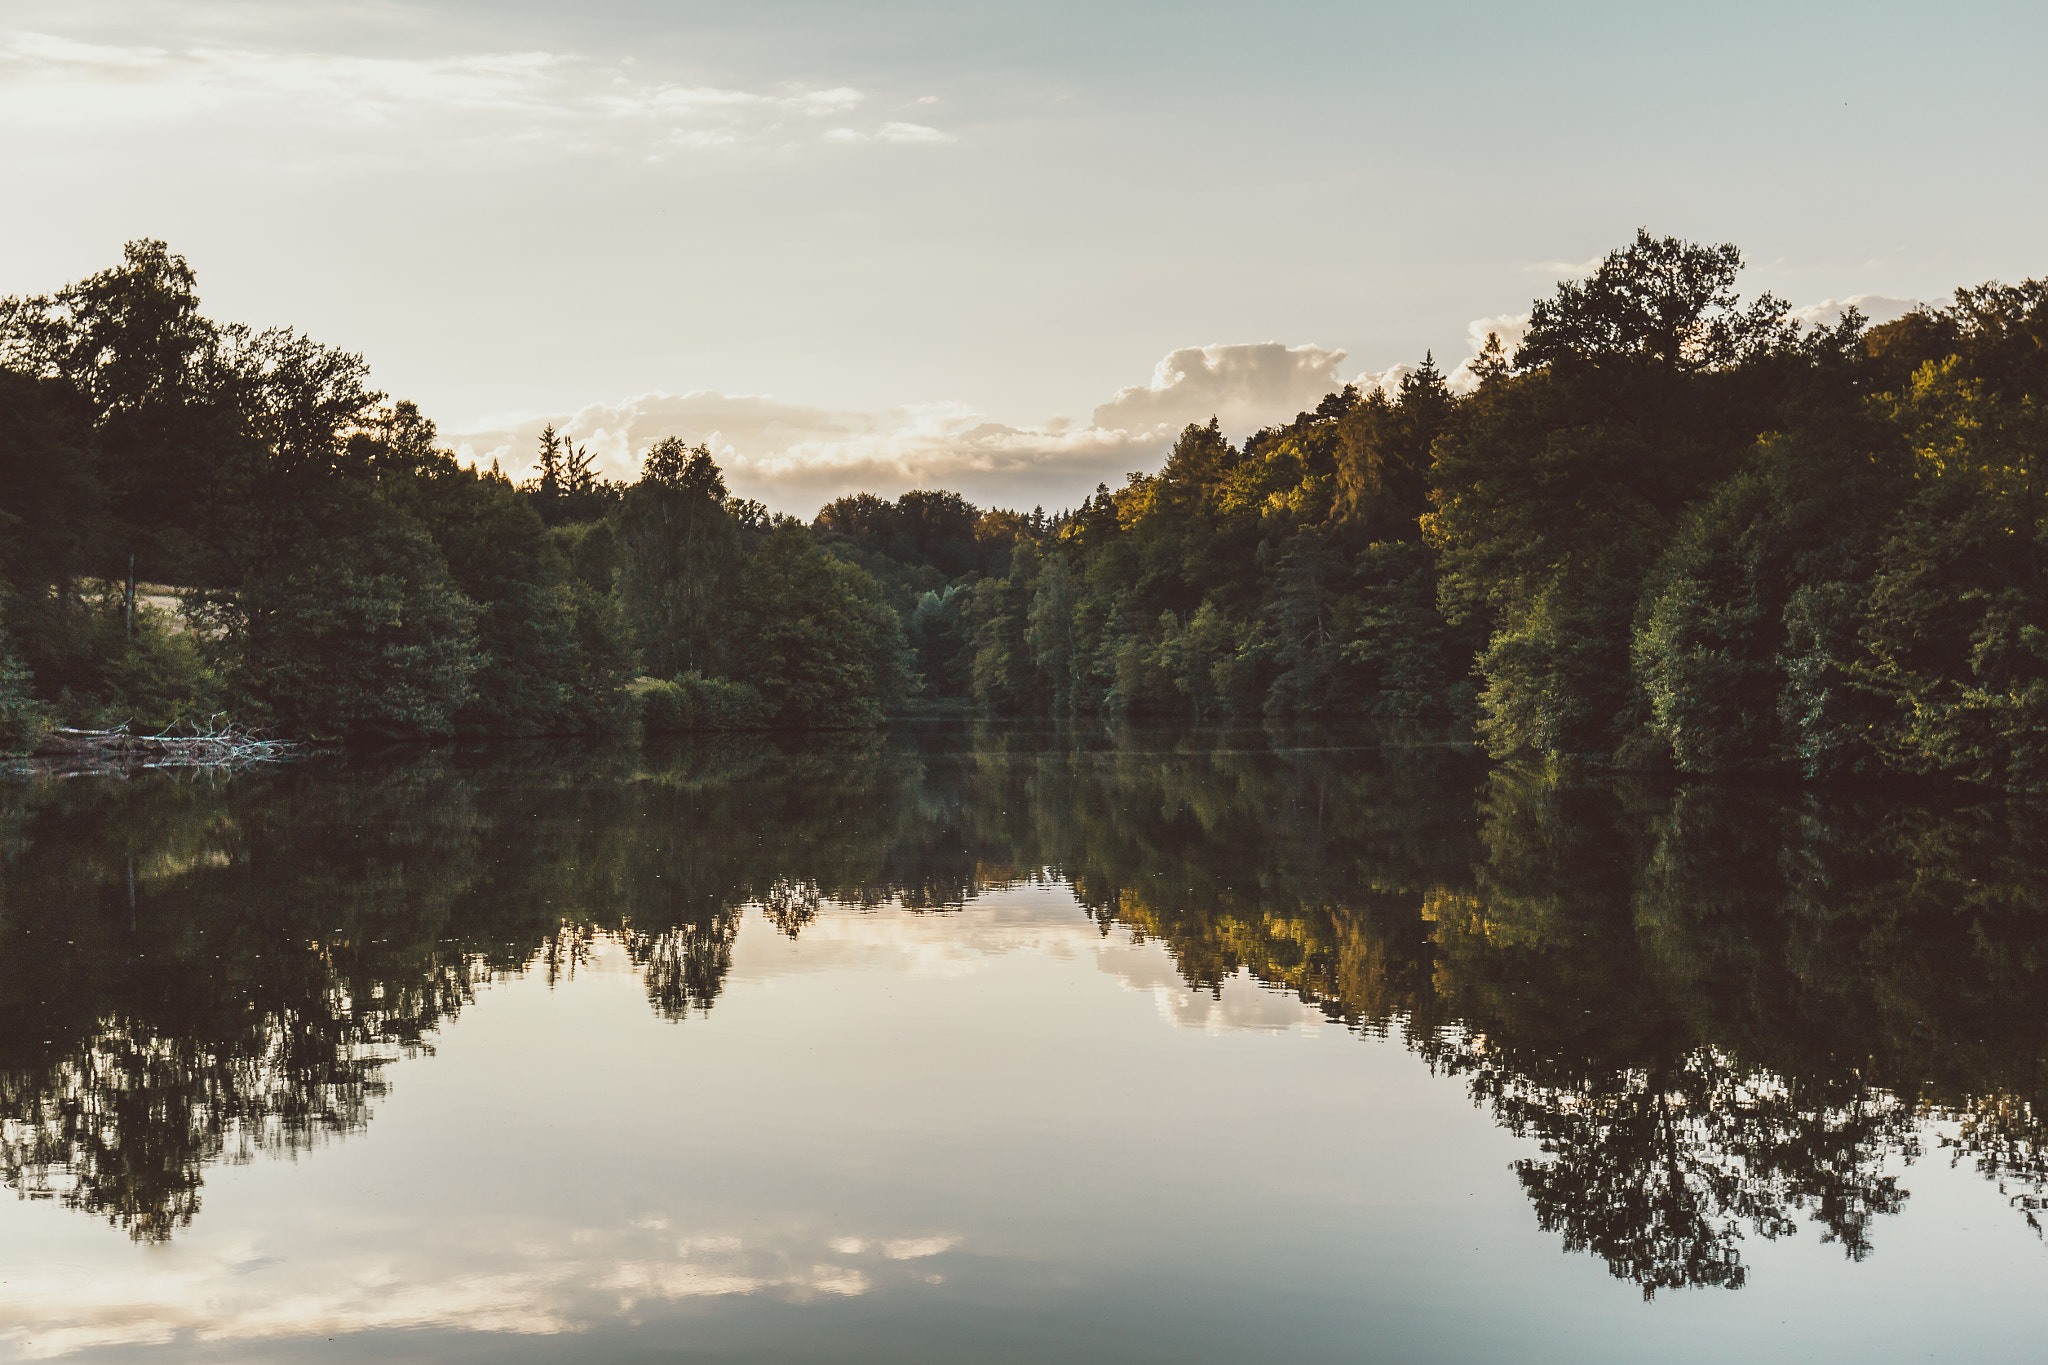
26 718 297 776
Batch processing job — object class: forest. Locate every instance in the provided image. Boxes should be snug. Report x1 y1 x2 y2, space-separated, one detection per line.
3 232 2046 788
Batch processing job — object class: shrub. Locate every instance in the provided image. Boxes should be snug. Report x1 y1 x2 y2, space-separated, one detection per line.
0 622 49 755
633 673 773 732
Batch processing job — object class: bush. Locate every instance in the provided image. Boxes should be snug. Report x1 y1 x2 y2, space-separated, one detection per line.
633 673 772 732
0 621 49 755
5 583 222 735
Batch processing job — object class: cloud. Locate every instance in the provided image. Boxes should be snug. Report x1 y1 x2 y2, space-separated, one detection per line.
1089 342 1350 437
797 86 864 111
0 31 945 159
878 121 952 143
0 1212 954 1359
1789 294 1922 331
1357 314 1530 398
1529 255 1603 277
1444 312 1531 393
1353 362 1417 400
449 341 1363 515
448 283 1939 517
449 391 1153 515
1092 944 1327 1034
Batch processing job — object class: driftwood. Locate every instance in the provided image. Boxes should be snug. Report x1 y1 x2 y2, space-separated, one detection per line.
29 719 295 775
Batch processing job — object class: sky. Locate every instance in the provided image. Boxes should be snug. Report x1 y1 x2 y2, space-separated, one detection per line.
1 0 2043 513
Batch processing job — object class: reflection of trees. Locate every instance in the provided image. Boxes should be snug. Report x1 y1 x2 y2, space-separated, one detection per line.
965 738 2048 1295
631 913 743 1019
0 1014 411 1242
0 734 938 1236
0 766 488 1241
982 729 1482 1037
5 727 2048 1285
1454 1050 1915 1295
1945 1095 2048 1235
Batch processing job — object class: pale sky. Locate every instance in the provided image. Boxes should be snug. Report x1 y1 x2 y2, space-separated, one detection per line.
3 0 2042 513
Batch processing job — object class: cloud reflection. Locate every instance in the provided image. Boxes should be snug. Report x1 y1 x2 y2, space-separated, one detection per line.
0 1215 959 1358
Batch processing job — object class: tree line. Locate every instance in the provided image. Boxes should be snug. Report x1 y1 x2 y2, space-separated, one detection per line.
0 241 908 747
5 232 2047 787
873 232 2048 790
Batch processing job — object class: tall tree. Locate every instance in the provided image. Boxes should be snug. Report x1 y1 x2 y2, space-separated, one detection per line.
617 438 740 679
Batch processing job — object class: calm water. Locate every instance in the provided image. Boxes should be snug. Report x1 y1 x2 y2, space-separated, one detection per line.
2 726 2045 1362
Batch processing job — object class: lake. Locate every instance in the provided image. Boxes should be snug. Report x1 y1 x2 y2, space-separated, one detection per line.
2 726 2044 1362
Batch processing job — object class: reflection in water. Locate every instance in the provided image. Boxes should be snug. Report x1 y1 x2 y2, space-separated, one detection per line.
1 726 2045 1298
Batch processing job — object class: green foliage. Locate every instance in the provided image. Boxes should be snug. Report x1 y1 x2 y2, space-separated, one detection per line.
520 423 625 526
617 438 740 679
216 492 482 739
0 241 637 744
909 587 971 699
2 581 222 734
1342 540 1478 722
735 523 912 728
360 404 634 736
7 233 2048 770
1431 232 1864 762
634 673 773 732
1333 362 1450 535
1519 229 1793 374
0 608 48 755
551 518 620 594
1633 472 1787 772
960 543 1041 713
1858 478 2048 789
815 487 993 576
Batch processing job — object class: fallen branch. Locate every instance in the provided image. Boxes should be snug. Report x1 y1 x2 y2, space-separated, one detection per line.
29 717 297 773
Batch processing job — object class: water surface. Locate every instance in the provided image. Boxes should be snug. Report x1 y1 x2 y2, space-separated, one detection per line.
2 727 2044 1361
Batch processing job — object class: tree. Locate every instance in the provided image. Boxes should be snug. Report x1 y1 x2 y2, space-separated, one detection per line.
215 488 481 739
224 325 381 481
1427 232 1812 761
1333 358 1450 535
909 587 971 698
359 404 633 735
0 239 214 421
617 438 740 679
735 522 910 727
0 606 44 753
1519 229 1792 376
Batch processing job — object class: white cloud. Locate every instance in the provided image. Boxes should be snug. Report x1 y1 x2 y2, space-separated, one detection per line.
449 341 1362 514
1089 342 1350 438
881 1236 959 1259
878 121 952 143
1444 312 1530 394
1789 294 1922 331
0 1214 959 1359
450 390 1153 514
0 31 940 159
1529 255 1603 277
797 86 864 110
445 288 1942 517
1353 362 1417 400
